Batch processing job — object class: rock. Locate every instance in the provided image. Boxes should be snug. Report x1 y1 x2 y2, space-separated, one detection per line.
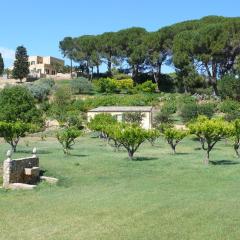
40 176 58 184
7 183 36 190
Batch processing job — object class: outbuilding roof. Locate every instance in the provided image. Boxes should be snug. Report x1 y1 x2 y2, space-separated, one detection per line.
88 106 153 112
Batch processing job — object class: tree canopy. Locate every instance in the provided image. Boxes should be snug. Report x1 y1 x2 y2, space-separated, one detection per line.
60 16 240 94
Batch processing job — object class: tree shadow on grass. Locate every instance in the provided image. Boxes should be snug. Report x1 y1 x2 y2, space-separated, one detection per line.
17 149 51 155
69 154 88 157
133 157 159 161
210 160 240 165
174 152 190 155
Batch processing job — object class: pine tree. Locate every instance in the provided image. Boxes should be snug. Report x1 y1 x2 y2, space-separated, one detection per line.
12 46 29 82
0 53 4 76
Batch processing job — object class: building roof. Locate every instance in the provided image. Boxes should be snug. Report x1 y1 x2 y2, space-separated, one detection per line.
88 106 153 112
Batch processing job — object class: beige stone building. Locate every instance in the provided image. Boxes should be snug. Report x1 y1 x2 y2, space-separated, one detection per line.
87 106 153 129
28 56 64 77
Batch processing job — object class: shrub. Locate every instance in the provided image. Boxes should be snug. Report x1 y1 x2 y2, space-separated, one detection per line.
26 78 55 102
180 102 198 123
71 77 93 94
219 74 240 100
218 99 240 113
115 79 134 92
162 101 177 115
230 119 240 157
123 112 144 125
95 78 119 93
51 87 72 123
136 80 157 93
73 94 158 112
197 103 216 118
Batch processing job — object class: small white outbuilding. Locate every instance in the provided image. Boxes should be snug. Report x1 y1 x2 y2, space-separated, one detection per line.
87 106 153 129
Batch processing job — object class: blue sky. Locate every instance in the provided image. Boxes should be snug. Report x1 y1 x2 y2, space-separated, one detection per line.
1 0 240 72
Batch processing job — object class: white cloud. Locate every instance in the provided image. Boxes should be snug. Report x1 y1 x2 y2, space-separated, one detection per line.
0 47 15 60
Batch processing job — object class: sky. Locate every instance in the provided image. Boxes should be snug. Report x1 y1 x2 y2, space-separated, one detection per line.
1 0 240 72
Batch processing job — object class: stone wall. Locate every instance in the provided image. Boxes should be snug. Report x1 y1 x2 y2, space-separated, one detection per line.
3 148 40 188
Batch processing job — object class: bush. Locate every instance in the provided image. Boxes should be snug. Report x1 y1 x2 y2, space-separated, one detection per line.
73 94 158 112
123 112 144 125
26 78 55 102
136 80 157 93
71 77 93 94
219 99 240 113
180 102 198 123
162 101 177 115
115 79 134 92
95 78 119 93
219 74 240 100
197 103 216 118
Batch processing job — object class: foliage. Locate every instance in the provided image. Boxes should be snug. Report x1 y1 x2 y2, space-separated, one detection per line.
88 113 117 138
218 99 240 113
123 112 144 125
189 116 232 164
26 78 55 102
108 123 150 159
147 129 160 146
218 99 240 121
136 80 157 93
180 102 198 123
163 127 188 153
12 45 29 82
197 103 216 119
71 77 93 94
115 79 134 92
0 86 43 125
0 121 32 152
219 74 240 100
51 86 72 123
73 94 158 112
95 78 119 93
56 127 81 154
230 119 240 157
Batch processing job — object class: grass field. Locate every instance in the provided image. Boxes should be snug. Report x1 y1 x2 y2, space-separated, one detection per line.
1 135 240 240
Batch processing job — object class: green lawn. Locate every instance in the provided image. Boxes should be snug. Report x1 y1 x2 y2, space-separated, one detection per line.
1 135 240 240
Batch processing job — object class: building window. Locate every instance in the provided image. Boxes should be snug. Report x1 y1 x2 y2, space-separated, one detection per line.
45 69 49 74
31 61 35 65
52 70 55 75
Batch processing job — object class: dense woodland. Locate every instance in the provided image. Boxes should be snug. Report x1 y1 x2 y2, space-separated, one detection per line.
60 15 240 95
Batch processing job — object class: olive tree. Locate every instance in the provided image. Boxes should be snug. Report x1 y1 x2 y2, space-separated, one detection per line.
163 127 188 154
189 116 231 164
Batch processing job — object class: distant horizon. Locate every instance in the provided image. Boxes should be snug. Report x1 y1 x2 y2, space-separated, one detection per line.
1 0 240 73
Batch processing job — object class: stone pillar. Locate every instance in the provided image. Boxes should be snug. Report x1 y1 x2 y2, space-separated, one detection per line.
3 150 12 188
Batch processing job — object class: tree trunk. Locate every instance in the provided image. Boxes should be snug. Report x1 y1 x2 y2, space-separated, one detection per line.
70 59 73 78
204 150 210 165
234 144 240 158
107 59 112 76
97 65 99 75
128 150 134 160
171 144 176 154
